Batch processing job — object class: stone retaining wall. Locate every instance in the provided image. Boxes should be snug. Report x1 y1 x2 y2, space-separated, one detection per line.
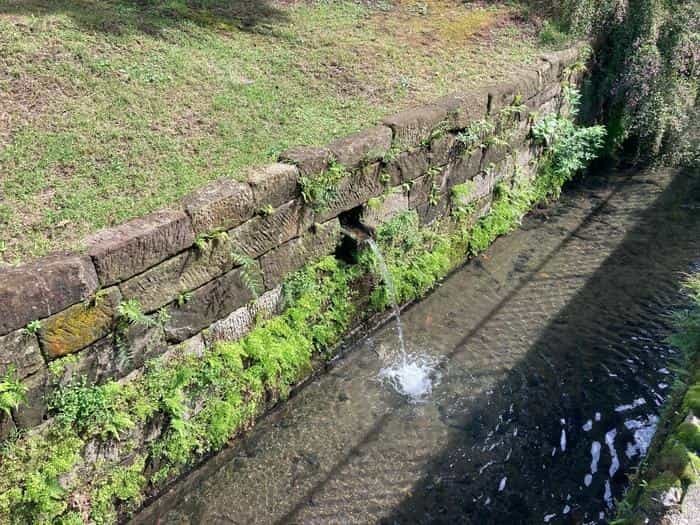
0 44 586 447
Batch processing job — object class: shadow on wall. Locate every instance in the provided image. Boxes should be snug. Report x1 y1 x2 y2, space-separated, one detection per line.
0 0 289 36
272 166 700 524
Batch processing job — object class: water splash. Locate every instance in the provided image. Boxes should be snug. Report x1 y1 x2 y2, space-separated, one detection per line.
367 239 438 402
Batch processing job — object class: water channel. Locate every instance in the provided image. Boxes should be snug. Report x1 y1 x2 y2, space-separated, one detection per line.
133 165 700 524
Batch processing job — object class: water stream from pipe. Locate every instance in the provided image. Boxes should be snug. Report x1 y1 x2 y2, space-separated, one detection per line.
366 238 439 403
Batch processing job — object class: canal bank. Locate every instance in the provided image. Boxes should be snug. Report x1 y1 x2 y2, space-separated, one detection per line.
133 165 700 524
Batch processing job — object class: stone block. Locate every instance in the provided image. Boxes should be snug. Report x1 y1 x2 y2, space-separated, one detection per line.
0 329 44 379
279 146 332 176
409 169 448 209
182 179 255 235
207 286 283 344
12 368 48 429
327 126 393 169
360 190 409 231
416 194 450 225
487 78 520 116
165 266 256 343
38 287 121 359
0 255 99 336
229 200 312 259
433 90 489 130
382 104 449 149
86 211 194 287
445 148 482 187
0 413 15 441
49 337 117 387
121 323 168 370
429 132 459 167
261 220 341 289
120 235 236 313
246 163 300 210
316 163 384 223
390 147 430 182
481 142 511 172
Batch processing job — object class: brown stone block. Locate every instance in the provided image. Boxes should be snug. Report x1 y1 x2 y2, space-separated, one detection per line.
0 255 99 336
182 179 255 235
327 125 393 169
279 146 333 176
229 200 312 259
120 235 236 313
383 104 449 149
434 90 489 130
246 163 300 210
86 211 194 286
260 220 341 289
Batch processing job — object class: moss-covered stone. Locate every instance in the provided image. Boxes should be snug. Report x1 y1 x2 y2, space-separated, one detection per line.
38 288 121 359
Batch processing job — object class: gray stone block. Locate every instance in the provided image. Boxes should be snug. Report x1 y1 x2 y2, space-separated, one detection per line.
392 148 430 182
360 190 409 231
0 255 99 336
261 220 341 289
410 168 448 209
38 286 121 359
429 132 459 167
207 286 283 344
316 163 384 223
229 200 312 259
445 148 482 187
119 235 236 313
165 266 256 343
85 211 194 286
246 163 300 210
182 179 255 235
327 125 393 169
11 368 48 429
0 329 44 379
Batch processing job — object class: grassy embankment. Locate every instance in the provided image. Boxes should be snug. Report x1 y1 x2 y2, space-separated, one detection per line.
0 0 552 264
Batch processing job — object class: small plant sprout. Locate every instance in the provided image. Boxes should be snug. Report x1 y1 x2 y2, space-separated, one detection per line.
299 159 348 212
117 300 153 327
0 367 28 416
232 252 263 298
176 291 193 307
258 204 275 216
24 320 42 335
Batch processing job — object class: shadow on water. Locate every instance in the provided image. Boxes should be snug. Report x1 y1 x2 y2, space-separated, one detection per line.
0 0 288 36
133 165 700 525
279 167 700 524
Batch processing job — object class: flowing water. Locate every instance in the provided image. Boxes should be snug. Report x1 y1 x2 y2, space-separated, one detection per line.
366 238 440 403
133 165 700 525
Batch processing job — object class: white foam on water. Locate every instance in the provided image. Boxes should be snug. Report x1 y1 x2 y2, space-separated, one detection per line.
563 505 571 515
624 415 659 459
614 398 646 413
479 461 494 474
498 477 507 491
584 474 593 487
379 353 440 403
658 382 668 390
604 480 613 508
560 429 567 452
595 412 602 421
544 513 557 523
658 367 670 375
605 429 620 478
583 420 593 432
591 441 602 474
